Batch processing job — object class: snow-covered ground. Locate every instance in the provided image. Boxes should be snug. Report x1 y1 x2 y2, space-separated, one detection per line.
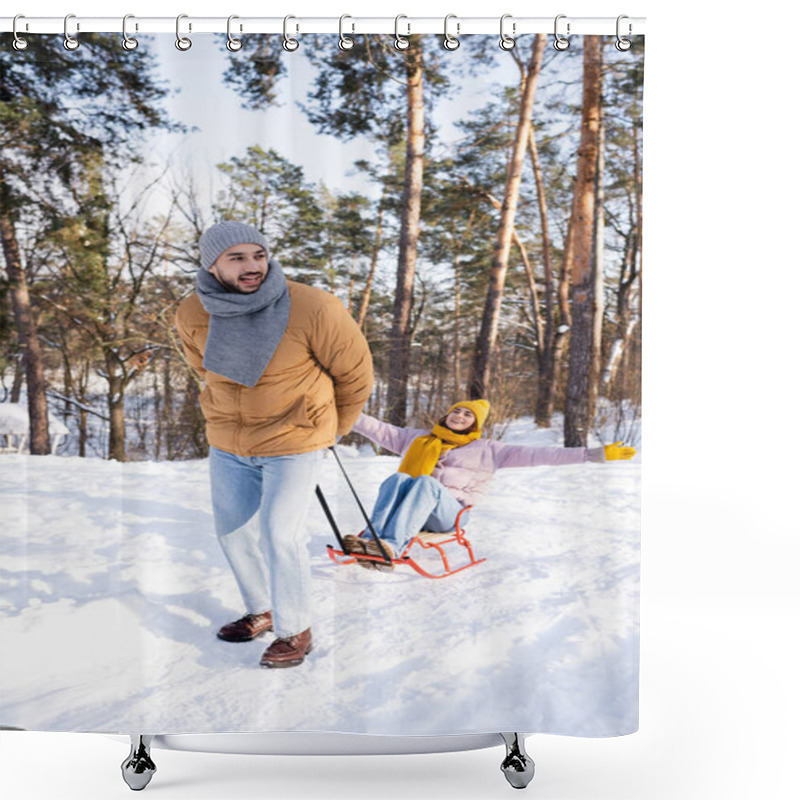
0 418 640 738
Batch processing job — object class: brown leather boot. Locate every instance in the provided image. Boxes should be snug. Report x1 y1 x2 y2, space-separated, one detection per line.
259 628 313 668
217 611 274 642
363 537 395 572
343 534 394 571
343 534 372 569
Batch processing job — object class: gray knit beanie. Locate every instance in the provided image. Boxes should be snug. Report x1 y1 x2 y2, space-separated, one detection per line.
199 221 270 271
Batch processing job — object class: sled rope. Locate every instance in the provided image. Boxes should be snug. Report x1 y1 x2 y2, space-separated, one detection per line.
325 445 392 564
314 485 348 553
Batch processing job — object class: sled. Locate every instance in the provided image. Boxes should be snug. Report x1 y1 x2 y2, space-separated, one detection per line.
323 502 486 579
316 447 486 579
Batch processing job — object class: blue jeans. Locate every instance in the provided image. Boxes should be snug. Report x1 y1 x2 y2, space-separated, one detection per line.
208 446 321 637
369 473 469 555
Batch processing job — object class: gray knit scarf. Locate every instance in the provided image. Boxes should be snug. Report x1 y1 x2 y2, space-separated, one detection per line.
195 259 291 387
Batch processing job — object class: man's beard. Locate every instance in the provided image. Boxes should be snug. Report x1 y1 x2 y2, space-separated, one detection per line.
217 273 265 293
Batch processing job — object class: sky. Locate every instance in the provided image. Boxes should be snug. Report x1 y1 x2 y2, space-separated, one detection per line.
148 34 380 201
127 33 572 219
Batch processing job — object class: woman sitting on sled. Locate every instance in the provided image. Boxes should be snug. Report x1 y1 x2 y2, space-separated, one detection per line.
345 400 637 572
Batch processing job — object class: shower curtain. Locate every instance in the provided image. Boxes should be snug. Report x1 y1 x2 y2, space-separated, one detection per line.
0 29 642 739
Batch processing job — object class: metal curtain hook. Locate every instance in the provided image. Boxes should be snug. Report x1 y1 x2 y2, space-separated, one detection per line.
499 14 516 50
553 14 570 51
442 13 460 51
227 15 243 51
122 14 138 51
339 14 355 50
283 15 299 51
175 14 192 51
12 14 29 51
63 13 79 51
615 15 632 51
394 14 410 51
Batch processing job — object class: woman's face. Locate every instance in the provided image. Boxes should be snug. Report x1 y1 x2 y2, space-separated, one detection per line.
446 406 476 432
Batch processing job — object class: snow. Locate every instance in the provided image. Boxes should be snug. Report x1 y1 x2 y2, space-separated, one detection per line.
0 402 69 434
0 418 639 738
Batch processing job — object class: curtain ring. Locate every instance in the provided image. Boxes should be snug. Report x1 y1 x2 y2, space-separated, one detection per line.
12 15 29 51
394 14 410 51
175 14 192 51
63 14 79 51
442 14 460 51
227 15 243 51
283 15 299 51
338 15 355 50
122 14 138 51
553 14 570 51
499 14 516 50
615 15 632 51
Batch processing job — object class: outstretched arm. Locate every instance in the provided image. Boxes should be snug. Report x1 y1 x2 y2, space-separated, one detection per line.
490 441 602 469
490 439 636 469
351 413 424 455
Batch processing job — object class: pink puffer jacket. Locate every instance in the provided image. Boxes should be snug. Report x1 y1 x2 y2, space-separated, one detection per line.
352 414 605 508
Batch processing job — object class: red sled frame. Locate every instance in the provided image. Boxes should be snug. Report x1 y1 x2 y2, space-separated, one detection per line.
326 505 486 579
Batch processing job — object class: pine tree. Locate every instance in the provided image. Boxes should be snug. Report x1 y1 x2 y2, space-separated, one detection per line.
564 36 604 447
0 34 177 453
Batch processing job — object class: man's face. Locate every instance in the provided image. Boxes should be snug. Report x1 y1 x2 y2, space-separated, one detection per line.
208 244 268 293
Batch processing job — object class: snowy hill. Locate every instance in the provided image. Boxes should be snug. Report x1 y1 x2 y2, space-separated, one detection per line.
0 419 640 737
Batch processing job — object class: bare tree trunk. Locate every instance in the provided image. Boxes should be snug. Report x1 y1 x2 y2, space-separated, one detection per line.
0 175 51 454
633 99 643 286
432 336 446 414
474 182 547 419
153 368 162 461
370 378 382 419
387 37 425 426
357 201 385 328
516 230 544 348
453 253 462 396
106 352 126 462
604 102 642 393
175 361 207 458
528 123 560 427
348 258 355 316
10 357 23 403
564 36 603 447
552 224 574 406
77 359 90 457
162 356 173 461
470 34 545 400
590 103 606 421
604 318 638 390
60 337 74 429
411 350 423 422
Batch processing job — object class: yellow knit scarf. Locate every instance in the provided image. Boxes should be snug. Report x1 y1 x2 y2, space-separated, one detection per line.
398 423 482 478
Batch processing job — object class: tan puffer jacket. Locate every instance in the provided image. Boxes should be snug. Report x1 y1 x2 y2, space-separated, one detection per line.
176 280 373 456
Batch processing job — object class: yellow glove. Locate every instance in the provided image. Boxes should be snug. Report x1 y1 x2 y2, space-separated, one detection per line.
604 441 637 461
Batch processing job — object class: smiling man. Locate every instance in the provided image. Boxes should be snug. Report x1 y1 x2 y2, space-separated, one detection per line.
208 242 269 293
175 220 373 669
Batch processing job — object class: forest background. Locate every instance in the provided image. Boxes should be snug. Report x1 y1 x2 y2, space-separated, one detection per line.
1 30 642 461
